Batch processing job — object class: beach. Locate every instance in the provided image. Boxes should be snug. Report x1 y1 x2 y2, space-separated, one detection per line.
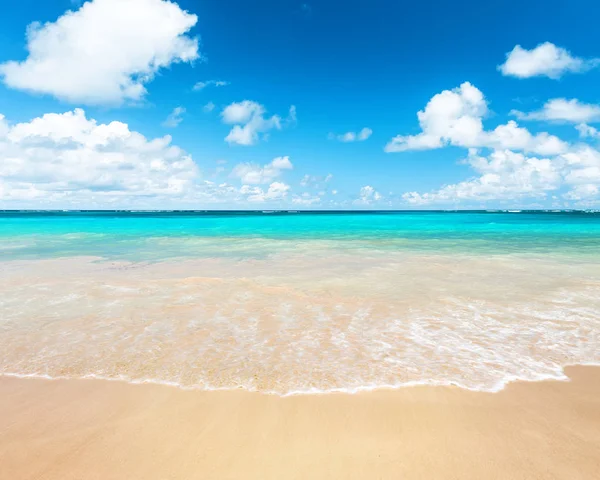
1 366 600 480
1 0 600 474
1 211 599 478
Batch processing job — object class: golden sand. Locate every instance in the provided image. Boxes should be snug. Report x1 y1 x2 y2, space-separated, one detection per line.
1 366 599 480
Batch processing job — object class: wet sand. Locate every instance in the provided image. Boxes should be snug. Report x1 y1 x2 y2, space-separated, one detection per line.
1 366 599 480
3 256 600 394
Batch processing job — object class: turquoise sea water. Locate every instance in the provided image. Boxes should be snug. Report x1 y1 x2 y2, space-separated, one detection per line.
2 210 600 261
1 210 599 394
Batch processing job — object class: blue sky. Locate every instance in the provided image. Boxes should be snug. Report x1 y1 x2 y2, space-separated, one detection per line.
1 0 600 209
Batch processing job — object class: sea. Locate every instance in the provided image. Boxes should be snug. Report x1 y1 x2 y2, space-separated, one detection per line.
1 210 599 395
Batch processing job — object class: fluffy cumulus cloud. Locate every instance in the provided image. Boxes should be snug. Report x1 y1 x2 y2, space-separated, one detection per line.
0 110 307 208
561 147 600 197
403 146 600 206
230 156 293 184
354 185 382 205
393 81 600 206
221 101 296 146
385 82 567 156
498 42 598 79
162 106 186 128
512 99 600 123
240 182 290 202
329 127 372 142
403 149 562 205
0 0 199 105
0 109 200 204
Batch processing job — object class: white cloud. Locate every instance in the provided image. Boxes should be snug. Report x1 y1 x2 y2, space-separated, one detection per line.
203 102 216 113
192 80 229 91
403 149 562 205
385 82 485 152
162 106 185 128
0 108 200 204
221 101 295 146
390 82 600 205
329 127 372 142
292 192 321 206
576 123 600 139
288 105 298 126
564 184 599 201
358 128 373 140
0 110 314 208
230 156 293 184
385 82 567 156
240 182 290 202
222 101 264 124
512 99 600 123
561 146 600 186
498 42 598 79
403 146 600 205
271 156 293 169
299 173 333 188
486 121 568 156
561 147 600 203
299 175 313 187
354 185 382 205
0 0 199 105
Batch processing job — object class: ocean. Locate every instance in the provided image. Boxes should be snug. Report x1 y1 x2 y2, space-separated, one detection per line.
1 210 599 394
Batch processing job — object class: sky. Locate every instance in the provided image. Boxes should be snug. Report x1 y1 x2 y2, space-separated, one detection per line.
1 0 600 210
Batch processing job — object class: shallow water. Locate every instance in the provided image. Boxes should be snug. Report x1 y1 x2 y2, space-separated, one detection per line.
1 211 599 394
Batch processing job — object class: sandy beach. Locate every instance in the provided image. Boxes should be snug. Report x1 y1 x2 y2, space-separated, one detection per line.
1 0 600 475
1 366 599 480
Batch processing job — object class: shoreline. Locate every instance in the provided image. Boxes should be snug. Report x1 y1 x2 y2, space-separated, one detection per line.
2 366 599 480
3 254 599 398
2 360 599 396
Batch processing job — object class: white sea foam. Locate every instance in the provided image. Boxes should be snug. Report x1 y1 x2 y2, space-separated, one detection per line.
5 362 600 396
0 252 599 396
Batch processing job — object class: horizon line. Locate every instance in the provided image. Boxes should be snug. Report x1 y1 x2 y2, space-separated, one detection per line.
1 209 598 214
